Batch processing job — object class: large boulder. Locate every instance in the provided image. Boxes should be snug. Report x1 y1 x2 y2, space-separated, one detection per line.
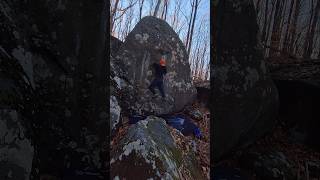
110 116 204 179
1 0 108 178
213 0 279 160
116 16 196 115
110 36 123 57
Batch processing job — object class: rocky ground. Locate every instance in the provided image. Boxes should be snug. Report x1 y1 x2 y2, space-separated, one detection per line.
110 99 210 179
214 121 320 180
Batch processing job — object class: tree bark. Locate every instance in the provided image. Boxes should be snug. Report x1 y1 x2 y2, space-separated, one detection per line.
153 0 161 17
187 0 199 56
139 0 145 20
305 0 320 58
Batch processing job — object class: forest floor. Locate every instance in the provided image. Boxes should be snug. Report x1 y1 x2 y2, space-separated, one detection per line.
215 121 320 180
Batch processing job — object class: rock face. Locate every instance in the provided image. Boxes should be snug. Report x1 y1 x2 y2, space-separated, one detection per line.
0 110 34 180
110 116 204 179
110 95 121 132
1 0 108 178
110 36 123 57
213 0 279 160
116 16 196 115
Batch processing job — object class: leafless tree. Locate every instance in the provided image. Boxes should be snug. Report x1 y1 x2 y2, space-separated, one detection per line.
139 0 145 20
153 0 161 16
185 0 200 56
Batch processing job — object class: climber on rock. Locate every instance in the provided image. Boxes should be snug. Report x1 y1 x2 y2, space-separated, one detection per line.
148 53 167 98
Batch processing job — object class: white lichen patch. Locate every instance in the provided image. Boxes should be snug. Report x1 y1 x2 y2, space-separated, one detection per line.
138 119 149 128
143 33 149 41
13 31 20 39
159 149 179 177
135 34 142 41
110 96 121 130
122 139 144 156
113 76 122 89
110 158 115 164
135 33 149 44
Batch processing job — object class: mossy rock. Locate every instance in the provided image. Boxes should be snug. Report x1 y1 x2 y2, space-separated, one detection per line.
110 116 204 179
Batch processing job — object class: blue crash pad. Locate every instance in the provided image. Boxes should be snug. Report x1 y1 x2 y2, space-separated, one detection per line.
162 114 202 139
128 114 202 139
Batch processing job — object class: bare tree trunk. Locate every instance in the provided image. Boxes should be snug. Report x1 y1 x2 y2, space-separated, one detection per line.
305 0 320 58
262 0 270 43
269 0 282 57
185 0 194 48
153 0 161 17
199 42 207 79
187 0 199 56
139 0 145 20
265 0 277 57
164 0 169 20
289 0 301 54
283 0 295 54
303 0 315 58
172 0 182 31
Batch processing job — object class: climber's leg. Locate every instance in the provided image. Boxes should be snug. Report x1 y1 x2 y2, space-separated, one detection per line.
157 80 165 98
148 79 156 94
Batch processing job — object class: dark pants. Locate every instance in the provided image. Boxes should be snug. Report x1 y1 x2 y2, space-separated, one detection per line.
149 78 165 98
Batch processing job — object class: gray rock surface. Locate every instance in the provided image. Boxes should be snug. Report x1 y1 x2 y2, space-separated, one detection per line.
110 36 123 57
1 0 108 178
213 0 279 160
0 110 34 180
110 116 204 179
110 95 121 132
116 16 196 115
